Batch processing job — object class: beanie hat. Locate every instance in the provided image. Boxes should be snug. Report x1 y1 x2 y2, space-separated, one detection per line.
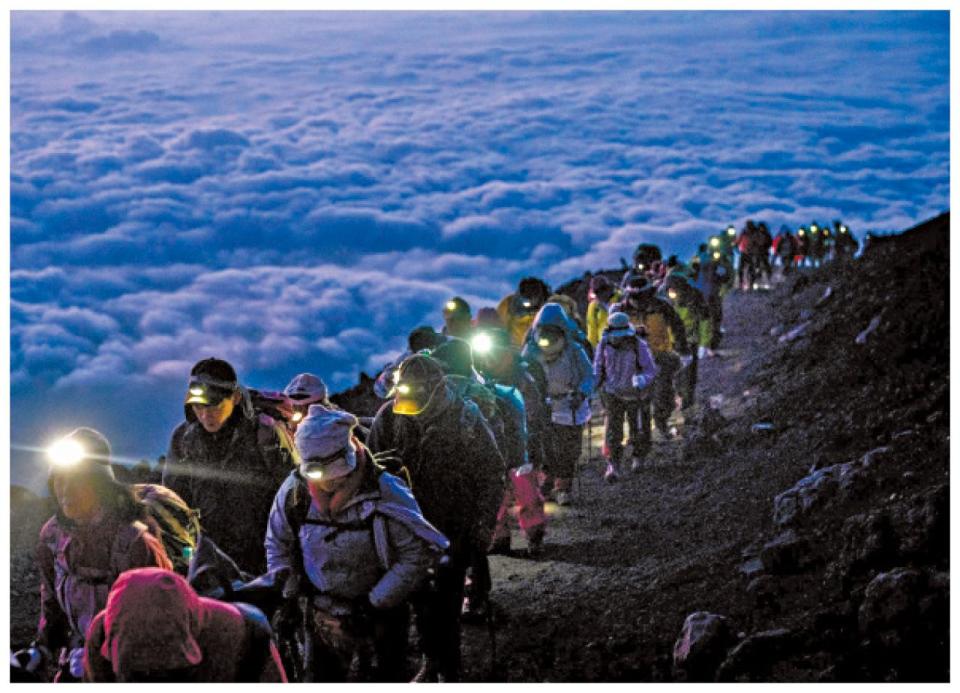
443 296 471 320
185 358 238 406
284 373 328 404
430 338 479 380
295 405 359 481
605 312 635 339
393 354 447 416
48 427 116 482
408 325 443 353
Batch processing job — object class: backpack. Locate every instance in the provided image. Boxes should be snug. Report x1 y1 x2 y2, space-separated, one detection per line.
602 336 649 401
249 389 296 430
133 483 202 575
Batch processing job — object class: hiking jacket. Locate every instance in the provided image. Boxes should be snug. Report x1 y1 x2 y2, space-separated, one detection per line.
496 293 538 347
521 303 594 426
367 393 505 556
694 253 733 299
586 299 610 349
613 296 689 355
163 409 295 575
35 514 172 652
593 333 659 397
265 461 447 616
83 568 285 682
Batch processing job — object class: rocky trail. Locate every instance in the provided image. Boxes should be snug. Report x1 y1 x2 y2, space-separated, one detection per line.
9 214 949 682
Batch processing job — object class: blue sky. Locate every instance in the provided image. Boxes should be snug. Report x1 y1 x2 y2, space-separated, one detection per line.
9 10 950 488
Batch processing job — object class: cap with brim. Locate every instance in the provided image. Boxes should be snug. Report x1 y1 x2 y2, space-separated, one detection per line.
284 373 327 403
184 374 237 406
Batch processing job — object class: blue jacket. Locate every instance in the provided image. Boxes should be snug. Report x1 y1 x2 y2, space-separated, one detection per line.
264 468 448 615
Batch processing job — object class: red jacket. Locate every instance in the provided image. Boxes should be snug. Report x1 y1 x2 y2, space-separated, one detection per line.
83 568 286 682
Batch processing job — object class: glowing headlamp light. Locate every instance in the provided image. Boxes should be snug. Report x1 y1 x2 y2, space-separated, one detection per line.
710 238 720 248
712 252 721 260
811 224 818 232
522 300 532 308
668 289 678 300
471 333 493 355
305 468 324 480
538 338 551 348
189 386 205 397
397 384 412 395
291 411 304 423
840 226 847 233
48 438 86 468
445 301 458 312
798 229 805 236
726 227 735 236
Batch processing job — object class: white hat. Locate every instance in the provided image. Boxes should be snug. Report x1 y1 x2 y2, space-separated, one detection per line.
284 373 328 404
295 405 358 481
605 312 635 339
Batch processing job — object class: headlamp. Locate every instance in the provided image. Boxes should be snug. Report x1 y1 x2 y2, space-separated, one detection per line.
840 226 847 233
48 438 86 468
710 237 720 248
811 224 818 232
189 386 205 397
445 301 458 312
668 289 678 300
823 229 829 236
727 227 735 236
522 300 532 308
397 384 411 395
291 411 304 423
538 338 551 348
712 252 721 260
798 229 805 236
471 333 493 355
305 468 324 480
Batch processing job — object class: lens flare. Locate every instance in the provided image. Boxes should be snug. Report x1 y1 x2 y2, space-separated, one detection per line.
472 333 493 354
48 438 86 467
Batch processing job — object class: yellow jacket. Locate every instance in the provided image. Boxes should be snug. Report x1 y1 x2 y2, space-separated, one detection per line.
586 300 609 348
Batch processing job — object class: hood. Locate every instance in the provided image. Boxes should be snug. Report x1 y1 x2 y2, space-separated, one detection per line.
529 302 581 339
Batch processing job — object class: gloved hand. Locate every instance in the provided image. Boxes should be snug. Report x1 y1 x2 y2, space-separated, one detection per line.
513 462 534 477
631 374 652 391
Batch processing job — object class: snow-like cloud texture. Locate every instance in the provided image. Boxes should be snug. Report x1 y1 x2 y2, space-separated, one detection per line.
10 11 949 485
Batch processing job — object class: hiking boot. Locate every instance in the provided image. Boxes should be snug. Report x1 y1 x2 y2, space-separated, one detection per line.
603 462 620 483
526 525 545 558
555 490 571 506
488 536 512 556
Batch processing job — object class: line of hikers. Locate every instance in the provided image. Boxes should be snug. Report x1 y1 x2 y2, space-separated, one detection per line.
14 220 857 683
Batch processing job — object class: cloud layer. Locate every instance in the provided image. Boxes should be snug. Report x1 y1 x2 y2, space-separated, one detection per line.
10 10 949 485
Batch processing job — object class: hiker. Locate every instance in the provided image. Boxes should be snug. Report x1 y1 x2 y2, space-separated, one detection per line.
663 273 711 408
496 276 551 347
521 303 594 505
586 274 616 349
473 306 504 331
30 428 172 682
593 312 658 479
373 325 447 399
692 245 733 351
264 406 447 682
795 226 810 267
442 296 473 340
284 372 330 432
473 327 549 557
367 354 505 681
621 243 663 289
807 222 825 267
613 280 690 438
82 567 286 682
162 357 296 575
772 226 798 276
833 220 858 257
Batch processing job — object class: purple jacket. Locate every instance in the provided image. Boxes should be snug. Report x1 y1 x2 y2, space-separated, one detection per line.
593 333 659 397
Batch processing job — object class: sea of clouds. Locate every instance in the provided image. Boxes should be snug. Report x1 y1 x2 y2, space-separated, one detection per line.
10 10 949 487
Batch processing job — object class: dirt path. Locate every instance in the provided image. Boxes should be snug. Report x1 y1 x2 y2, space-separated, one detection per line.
461 290 789 682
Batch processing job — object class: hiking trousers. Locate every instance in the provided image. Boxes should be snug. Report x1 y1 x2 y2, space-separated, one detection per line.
652 351 682 432
600 392 643 464
544 422 583 491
